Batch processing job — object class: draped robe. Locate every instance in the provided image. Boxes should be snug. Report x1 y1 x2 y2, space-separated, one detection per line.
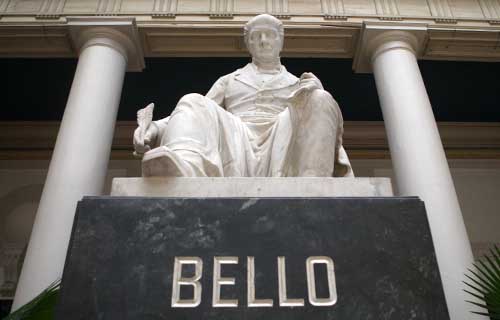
142 63 353 177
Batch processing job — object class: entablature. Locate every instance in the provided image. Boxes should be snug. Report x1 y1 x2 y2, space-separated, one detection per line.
0 0 499 62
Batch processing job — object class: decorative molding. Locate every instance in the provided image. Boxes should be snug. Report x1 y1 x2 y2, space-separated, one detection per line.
479 0 500 19
36 0 66 19
425 27 500 61
0 19 498 62
266 0 290 19
321 0 347 20
0 0 11 13
152 0 177 18
68 17 145 71
140 26 357 58
353 21 428 73
97 0 122 14
209 0 233 18
374 0 401 20
426 0 457 24
0 0 494 24
1 121 499 160
0 26 73 57
478 0 500 24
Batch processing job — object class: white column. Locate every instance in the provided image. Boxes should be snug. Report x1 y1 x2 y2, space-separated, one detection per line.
369 31 484 320
12 33 128 310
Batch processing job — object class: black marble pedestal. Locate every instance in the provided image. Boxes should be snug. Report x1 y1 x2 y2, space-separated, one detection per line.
56 197 449 320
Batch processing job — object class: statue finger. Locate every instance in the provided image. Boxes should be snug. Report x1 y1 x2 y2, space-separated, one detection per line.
136 145 145 154
133 132 145 148
300 72 312 79
144 133 151 145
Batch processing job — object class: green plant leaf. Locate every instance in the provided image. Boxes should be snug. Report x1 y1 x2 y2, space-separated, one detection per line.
478 259 500 286
465 244 500 320
491 245 500 266
464 274 494 295
2 280 60 320
467 267 497 293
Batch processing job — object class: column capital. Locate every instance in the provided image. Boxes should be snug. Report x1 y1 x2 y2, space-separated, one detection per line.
353 22 428 74
68 17 145 72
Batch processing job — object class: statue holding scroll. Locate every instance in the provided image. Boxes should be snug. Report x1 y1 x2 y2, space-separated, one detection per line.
133 14 353 177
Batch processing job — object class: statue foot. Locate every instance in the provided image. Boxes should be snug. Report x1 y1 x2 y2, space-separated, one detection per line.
141 146 189 177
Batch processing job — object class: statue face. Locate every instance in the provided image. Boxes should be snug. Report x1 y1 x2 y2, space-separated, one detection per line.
247 26 283 62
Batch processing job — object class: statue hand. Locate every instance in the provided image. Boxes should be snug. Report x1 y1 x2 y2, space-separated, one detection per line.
297 72 323 92
133 122 159 156
288 72 324 104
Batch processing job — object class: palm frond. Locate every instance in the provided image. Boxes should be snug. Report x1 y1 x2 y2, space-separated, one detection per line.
2 280 60 320
465 244 500 320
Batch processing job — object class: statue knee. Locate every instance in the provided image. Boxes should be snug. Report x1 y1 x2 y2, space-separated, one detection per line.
178 93 205 106
309 89 333 105
308 89 340 119
175 93 214 113
170 93 220 126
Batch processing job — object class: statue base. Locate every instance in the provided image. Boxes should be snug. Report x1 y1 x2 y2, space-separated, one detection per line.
56 196 449 319
110 177 393 197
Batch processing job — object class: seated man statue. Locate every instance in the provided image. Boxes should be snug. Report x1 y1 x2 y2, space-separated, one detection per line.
133 14 353 177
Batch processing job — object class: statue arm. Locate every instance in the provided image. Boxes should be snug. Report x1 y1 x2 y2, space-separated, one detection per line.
205 75 229 108
150 117 170 148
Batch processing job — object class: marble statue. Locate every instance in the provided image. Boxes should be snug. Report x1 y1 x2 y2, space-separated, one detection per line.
133 14 353 177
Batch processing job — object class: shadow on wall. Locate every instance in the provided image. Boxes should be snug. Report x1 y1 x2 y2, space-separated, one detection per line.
0 184 43 304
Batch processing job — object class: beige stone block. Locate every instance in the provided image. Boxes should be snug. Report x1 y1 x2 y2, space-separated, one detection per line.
6 0 42 12
397 0 432 17
121 0 154 12
235 0 266 13
0 27 73 57
63 0 99 13
344 0 376 15
288 0 322 14
449 0 485 18
178 0 210 12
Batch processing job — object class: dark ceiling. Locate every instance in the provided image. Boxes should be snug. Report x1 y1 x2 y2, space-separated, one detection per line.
1 58 499 122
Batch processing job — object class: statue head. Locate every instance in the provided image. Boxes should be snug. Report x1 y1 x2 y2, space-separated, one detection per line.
244 14 284 63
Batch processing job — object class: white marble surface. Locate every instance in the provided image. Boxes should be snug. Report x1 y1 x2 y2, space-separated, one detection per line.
111 177 393 197
134 14 353 178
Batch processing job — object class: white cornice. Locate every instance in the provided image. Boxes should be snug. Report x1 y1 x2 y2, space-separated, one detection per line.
0 17 498 61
